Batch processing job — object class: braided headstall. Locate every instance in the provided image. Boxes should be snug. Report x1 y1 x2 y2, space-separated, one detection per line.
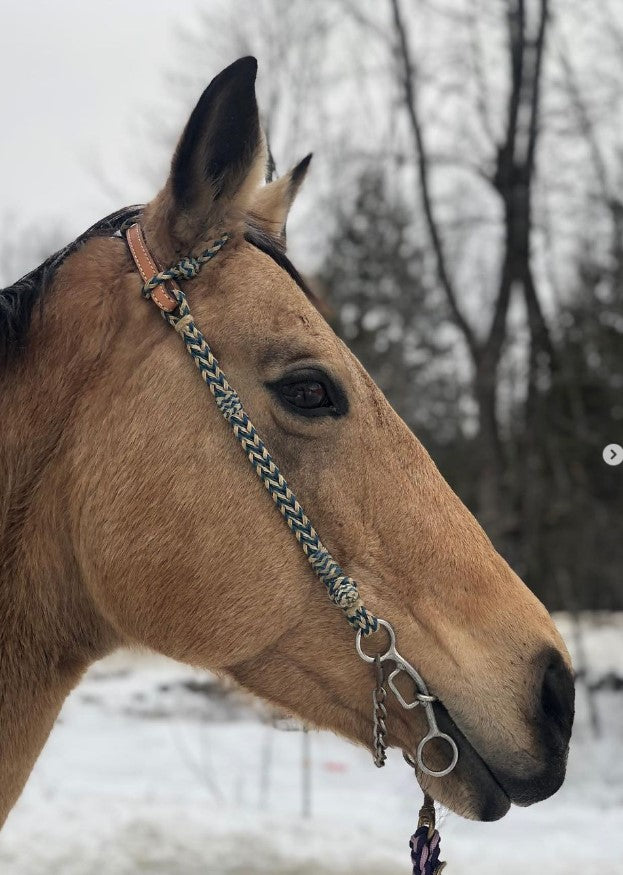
124 223 377 635
123 222 455 873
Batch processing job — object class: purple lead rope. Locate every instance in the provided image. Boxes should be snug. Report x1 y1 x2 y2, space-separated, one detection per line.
410 794 446 875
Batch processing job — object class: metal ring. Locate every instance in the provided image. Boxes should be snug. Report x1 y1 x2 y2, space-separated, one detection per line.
416 731 459 778
355 618 396 664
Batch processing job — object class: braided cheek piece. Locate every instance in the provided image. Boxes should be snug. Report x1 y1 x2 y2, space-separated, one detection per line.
141 236 378 636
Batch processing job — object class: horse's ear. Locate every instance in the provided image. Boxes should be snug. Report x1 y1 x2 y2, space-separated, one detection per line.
167 56 266 245
249 154 312 243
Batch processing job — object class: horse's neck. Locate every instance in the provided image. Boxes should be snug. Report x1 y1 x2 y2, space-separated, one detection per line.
0 379 115 828
0 560 79 825
0 637 84 828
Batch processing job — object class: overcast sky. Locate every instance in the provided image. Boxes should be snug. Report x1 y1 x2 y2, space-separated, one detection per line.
1 1 216 251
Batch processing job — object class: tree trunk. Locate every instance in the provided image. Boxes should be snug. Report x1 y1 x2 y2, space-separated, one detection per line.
474 355 506 533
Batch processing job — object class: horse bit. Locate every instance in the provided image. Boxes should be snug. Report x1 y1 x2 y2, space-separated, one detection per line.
123 220 458 872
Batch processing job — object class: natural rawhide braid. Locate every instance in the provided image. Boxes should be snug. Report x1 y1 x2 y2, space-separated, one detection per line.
135 231 378 635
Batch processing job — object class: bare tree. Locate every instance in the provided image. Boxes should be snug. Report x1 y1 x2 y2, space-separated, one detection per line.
388 0 553 536
141 0 623 610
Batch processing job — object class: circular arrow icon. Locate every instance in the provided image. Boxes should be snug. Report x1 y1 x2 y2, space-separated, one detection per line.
603 443 623 466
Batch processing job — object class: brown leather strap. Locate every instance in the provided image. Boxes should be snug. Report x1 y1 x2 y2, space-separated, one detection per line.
125 223 178 313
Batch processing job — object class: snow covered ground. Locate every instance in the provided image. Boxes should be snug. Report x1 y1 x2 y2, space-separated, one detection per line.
1 613 621 874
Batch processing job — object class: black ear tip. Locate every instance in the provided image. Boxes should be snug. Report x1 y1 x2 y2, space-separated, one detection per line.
172 55 260 208
209 57 257 95
291 153 313 185
228 55 258 81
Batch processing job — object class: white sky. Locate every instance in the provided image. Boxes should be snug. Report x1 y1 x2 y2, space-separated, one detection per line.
1 0 206 245
2 0 621 294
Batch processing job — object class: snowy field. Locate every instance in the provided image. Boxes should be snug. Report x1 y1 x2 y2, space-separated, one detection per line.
1 613 621 875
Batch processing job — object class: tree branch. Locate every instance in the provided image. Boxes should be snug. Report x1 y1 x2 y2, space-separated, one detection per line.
554 27 611 203
388 0 479 358
525 0 549 179
493 0 525 192
467 0 496 148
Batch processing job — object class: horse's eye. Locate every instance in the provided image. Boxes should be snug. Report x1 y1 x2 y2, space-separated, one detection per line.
281 380 329 410
268 369 348 418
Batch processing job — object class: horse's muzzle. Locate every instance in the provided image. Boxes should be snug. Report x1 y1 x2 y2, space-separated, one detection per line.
494 647 575 806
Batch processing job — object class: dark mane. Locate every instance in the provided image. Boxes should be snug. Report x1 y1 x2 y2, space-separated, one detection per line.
0 205 142 365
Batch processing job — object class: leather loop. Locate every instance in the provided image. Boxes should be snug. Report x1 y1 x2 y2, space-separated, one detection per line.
125 224 179 313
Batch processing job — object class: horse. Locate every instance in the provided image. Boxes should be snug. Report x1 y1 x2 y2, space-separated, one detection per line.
0 56 574 833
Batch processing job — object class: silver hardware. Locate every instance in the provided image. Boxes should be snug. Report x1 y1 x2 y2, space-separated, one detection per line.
356 618 459 778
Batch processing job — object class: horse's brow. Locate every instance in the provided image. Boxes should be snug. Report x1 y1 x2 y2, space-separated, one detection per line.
257 341 322 371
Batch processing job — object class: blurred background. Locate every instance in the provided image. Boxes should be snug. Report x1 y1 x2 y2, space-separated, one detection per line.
1 1 621 873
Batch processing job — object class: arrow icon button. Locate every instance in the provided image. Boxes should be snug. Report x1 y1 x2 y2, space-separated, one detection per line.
603 443 623 466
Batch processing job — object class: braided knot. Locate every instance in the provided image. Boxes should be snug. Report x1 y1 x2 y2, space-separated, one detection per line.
174 314 194 335
324 575 360 608
141 234 229 300
332 583 361 609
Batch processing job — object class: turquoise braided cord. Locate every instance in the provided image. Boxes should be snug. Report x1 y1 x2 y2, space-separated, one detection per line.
141 243 378 635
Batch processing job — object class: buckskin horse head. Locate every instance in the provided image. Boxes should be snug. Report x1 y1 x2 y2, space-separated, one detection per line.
0 57 573 829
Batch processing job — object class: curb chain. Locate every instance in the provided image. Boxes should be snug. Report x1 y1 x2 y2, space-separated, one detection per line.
372 654 388 767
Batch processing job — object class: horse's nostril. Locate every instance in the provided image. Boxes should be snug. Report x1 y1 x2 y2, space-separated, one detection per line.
540 651 575 745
